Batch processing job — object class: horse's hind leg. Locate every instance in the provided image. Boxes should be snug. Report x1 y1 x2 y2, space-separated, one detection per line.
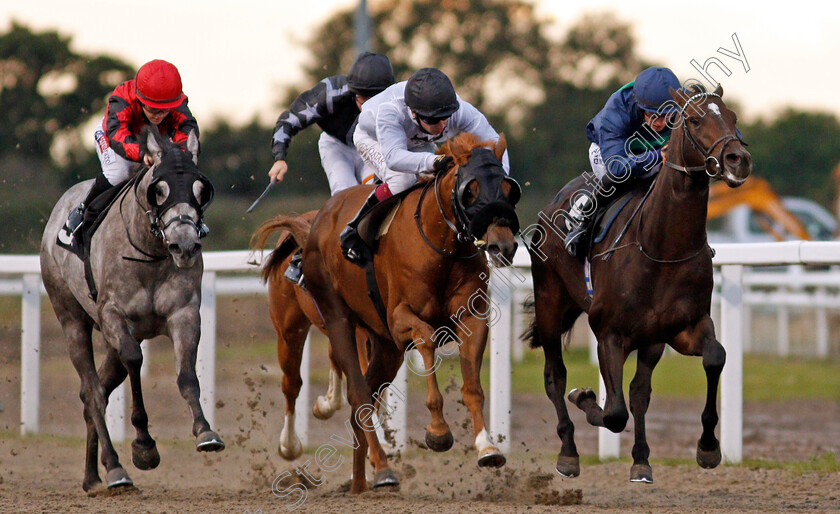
271 299 311 460
362 332 403 489
166 307 225 452
65 318 132 491
674 316 724 469
628 343 665 483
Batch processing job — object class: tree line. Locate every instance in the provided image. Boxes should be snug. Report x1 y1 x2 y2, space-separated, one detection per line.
2 1 839 253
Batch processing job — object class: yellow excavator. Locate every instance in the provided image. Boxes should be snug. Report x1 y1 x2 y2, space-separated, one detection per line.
707 176 812 241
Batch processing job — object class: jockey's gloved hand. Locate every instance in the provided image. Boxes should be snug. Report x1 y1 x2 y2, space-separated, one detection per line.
433 155 454 175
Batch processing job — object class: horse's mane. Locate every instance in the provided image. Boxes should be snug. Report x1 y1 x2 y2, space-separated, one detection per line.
436 132 504 167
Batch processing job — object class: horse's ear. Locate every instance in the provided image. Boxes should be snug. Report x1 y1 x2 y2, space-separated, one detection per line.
186 130 199 165
494 133 507 163
143 126 164 166
669 86 687 107
713 84 724 97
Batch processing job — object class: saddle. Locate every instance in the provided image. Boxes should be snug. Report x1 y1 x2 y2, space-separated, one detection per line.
357 182 425 252
56 179 130 259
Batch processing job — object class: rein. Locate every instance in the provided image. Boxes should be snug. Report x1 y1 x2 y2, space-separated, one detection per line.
122 167 168 262
413 170 480 261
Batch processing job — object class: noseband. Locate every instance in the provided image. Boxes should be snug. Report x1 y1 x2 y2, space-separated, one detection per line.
664 91 742 179
414 168 481 260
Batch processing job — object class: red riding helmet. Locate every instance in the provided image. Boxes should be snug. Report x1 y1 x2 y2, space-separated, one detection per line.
135 60 186 109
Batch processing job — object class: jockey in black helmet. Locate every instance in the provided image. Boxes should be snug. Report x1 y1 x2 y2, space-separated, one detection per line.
267 52 395 284
339 67 510 265
562 66 682 257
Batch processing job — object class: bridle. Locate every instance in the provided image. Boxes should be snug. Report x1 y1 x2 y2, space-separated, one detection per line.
414 168 482 260
121 156 213 262
664 91 742 179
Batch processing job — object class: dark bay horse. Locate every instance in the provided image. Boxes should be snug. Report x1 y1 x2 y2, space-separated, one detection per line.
258 133 520 493
40 127 222 494
525 85 752 483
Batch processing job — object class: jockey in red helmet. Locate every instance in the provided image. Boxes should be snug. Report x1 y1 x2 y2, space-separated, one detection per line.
61 59 200 242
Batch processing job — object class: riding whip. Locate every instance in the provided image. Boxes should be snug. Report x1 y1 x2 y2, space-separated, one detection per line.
246 177 277 213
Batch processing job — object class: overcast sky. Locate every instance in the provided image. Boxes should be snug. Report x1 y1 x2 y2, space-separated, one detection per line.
3 0 838 126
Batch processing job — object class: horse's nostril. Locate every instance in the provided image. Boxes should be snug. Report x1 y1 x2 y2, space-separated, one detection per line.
725 153 741 164
169 244 182 255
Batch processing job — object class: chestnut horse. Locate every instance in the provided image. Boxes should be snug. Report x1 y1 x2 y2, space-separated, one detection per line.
257 133 520 493
250 211 371 462
525 85 752 483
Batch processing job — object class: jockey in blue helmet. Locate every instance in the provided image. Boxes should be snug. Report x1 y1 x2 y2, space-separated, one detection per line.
563 66 682 256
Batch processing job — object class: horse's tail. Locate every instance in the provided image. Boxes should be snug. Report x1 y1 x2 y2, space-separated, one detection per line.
250 212 314 282
520 295 576 349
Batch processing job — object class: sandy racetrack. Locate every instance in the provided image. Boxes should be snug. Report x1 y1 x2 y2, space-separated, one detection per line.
1 299 838 512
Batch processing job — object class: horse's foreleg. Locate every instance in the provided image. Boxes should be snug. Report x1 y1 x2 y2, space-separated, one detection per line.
673 316 724 469
453 315 505 468
100 305 163 472
399 312 452 453
167 308 225 452
628 343 665 483
569 332 628 433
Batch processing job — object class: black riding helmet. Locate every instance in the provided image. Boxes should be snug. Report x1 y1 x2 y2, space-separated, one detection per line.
404 68 460 119
347 52 395 98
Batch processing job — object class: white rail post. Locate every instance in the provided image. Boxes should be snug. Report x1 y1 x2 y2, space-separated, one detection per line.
20 273 41 435
489 267 512 454
198 271 217 429
720 264 743 464
385 360 408 450
294 329 311 448
591 327 620 459
106 383 126 443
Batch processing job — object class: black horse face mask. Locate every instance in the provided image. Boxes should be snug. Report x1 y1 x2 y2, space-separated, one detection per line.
453 147 521 239
146 149 214 216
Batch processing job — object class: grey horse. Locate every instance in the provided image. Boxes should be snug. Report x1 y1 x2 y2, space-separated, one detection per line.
40 127 223 494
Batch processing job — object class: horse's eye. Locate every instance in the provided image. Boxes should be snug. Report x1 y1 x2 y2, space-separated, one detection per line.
463 181 479 206
689 117 701 127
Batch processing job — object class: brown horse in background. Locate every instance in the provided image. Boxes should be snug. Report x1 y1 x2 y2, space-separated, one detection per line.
251 211 373 463
525 85 752 483
257 133 520 493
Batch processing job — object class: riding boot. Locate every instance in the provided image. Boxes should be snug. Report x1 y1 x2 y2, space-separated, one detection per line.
283 250 305 288
339 189 380 264
63 174 114 237
563 173 621 257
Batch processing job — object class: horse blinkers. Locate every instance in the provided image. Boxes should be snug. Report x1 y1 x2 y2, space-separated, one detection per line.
453 147 521 239
144 151 215 239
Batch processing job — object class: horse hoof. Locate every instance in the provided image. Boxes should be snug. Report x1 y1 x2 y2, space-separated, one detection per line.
278 439 304 460
83 477 104 495
477 446 506 468
567 387 596 408
196 430 226 452
372 468 400 488
106 467 134 489
312 397 335 420
131 439 161 470
424 429 454 452
555 455 580 478
696 441 722 469
629 463 653 483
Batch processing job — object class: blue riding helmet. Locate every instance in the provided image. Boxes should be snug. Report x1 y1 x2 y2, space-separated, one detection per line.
633 66 681 113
